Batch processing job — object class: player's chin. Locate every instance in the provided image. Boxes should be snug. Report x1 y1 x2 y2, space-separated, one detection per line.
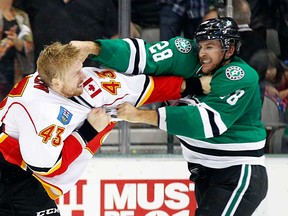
73 88 84 97
201 67 210 74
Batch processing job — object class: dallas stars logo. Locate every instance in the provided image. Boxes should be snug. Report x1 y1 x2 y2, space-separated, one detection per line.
175 38 192 53
225 66 245 80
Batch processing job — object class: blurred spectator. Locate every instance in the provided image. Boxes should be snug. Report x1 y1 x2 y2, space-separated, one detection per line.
202 5 219 21
112 0 150 39
233 0 268 63
246 0 270 41
30 0 141 66
65 0 121 67
130 0 160 41
275 62 288 107
273 0 288 63
249 49 284 103
277 61 288 153
131 0 160 29
157 0 209 40
25 0 121 67
202 0 268 65
66 0 119 41
27 0 75 64
203 0 229 20
0 0 34 101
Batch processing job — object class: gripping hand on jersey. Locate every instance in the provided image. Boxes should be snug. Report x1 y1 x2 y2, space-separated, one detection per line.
77 108 111 143
76 108 113 154
87 108 111 132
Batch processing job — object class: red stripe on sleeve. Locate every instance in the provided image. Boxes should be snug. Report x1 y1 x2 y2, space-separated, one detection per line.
86 122 116 154
0 134 23 166
45 134 83 177
144 76 183 105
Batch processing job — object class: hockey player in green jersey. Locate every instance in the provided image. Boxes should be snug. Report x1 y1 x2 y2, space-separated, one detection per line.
71 17 268 216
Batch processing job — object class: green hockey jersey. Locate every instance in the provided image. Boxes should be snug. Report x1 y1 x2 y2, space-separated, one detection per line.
92 37 266 169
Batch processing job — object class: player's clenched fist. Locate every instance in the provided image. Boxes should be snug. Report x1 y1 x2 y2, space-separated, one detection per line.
69 40 100 61
200 75 212 95
117 103 158 126
117 102 139 122
87 108 111 132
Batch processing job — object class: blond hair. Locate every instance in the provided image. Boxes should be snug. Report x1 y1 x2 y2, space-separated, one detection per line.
36 42 81 86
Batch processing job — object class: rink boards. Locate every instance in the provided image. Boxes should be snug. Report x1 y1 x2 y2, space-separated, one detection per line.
56 155 288 216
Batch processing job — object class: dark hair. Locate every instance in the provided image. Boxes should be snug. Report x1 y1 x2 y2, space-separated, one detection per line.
249 49 283 83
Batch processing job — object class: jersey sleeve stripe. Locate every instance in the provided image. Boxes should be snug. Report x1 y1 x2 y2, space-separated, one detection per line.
136 38 146 74
198 103 227 138
27 154 62 174
158 107 167 131
33 174 63 200
207 109 220 136
198 106 213 137
131 39 140 75
134 75 153 107
123 38 136 74
123 38 146 75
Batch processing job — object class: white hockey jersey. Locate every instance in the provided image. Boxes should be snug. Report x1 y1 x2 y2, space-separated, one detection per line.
0 67 183 199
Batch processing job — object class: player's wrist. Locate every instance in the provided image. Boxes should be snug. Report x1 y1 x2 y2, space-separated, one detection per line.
91 41 101 55
76 120 98 143
181 77 203 97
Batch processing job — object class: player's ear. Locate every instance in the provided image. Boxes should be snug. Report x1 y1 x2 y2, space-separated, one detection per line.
51 77 62 90
225 45 235 59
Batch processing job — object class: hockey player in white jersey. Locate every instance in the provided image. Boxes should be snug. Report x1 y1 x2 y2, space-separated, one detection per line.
0 42 206 215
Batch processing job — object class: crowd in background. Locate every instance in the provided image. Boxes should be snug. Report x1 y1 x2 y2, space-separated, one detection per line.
1 0 288 152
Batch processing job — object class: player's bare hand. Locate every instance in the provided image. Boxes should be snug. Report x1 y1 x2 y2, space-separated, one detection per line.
87 108 111 132
200 75 212 94
69 40 101 61
117 102 140 123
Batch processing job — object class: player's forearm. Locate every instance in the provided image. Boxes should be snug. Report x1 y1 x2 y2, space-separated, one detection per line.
122 109 158 126
136 110 158 126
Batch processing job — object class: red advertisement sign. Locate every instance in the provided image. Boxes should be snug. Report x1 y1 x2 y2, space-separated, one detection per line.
100 179 197 216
